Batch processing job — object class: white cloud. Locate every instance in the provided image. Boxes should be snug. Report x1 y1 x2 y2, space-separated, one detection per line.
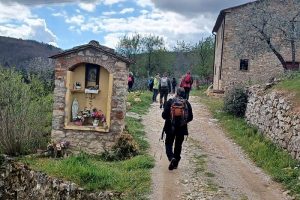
136 0 154 8
0 2 58 46
0 2 31 23
78 2 97 12
120 8 135 14
75 8 213 48
103 11 117 16
27 19 58 46
52 12 63 17
140 9 149 15
0 24 31 38
66 15 85 26
52 10 67 18
103 0 126 5
103 32 124 47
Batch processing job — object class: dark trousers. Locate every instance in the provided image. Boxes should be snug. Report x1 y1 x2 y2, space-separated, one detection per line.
184 87 191 100
172 86 176 94
128 82 133 92
165 132 185 162
152 89 158 102
160 88 169 107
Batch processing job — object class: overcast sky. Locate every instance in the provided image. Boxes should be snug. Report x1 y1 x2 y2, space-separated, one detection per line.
0 0 252 49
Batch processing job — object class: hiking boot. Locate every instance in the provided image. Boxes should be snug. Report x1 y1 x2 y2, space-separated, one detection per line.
173 160 179 169
168 158 177 170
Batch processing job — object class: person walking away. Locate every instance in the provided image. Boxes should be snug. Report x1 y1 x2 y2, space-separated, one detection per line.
162 87 193 170
152 74 160 102
171 77 177 94
128 72 134 92
159 73 171 109
180 71 193 100
148 77 154 92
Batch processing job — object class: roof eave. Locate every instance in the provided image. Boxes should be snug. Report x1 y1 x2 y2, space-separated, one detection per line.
49 44 133 64
212 1 259 33
212 11 226 33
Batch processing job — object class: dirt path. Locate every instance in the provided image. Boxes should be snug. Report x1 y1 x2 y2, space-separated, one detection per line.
142 95 292 200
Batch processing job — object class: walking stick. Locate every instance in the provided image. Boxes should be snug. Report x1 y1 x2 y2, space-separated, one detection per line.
160 127 165 141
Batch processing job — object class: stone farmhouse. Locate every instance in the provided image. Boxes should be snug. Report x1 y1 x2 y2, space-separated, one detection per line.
212 0 300 92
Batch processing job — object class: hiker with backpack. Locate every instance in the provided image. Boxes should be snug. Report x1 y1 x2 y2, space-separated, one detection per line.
171 77 177 94
148 77 154 92
180 71 193 100
159 73 171 109
128 72 134 92
162 87 193 170
152 73 160 102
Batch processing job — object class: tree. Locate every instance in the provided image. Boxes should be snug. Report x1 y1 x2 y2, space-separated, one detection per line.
116 33 142 61
190 37 214 83
234 0 300 70
141 35 165 76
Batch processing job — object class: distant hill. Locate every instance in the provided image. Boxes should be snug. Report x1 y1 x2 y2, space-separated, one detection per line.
0 36 61 71
0 36 62 90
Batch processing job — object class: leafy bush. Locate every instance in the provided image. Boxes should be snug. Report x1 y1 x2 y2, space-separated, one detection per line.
224 86 248 117
102 132 139 161
0 67 52 156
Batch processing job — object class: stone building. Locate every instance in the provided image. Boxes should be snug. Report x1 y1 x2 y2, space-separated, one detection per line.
50 40 131 154
212 1 300 92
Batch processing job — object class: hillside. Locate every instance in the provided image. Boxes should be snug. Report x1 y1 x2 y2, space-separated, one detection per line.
0 36 61 71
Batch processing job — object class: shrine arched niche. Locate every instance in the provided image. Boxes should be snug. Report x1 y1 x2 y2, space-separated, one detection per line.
64 62 113 132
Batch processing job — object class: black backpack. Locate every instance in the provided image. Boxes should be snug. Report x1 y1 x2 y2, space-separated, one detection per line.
170 97 189 127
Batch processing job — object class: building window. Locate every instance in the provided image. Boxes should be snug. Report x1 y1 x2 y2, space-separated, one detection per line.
285 62 299 71
240 59 249 71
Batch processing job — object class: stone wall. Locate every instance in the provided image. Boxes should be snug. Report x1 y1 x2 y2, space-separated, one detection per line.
0 155 120 200
51 42 129 154
246 85 300 159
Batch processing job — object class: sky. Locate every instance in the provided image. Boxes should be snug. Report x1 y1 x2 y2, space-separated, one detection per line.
0 0 252 50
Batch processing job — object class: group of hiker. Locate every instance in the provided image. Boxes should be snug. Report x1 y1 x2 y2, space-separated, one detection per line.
148 71 193 106
128 71 194 170
148 72 195 171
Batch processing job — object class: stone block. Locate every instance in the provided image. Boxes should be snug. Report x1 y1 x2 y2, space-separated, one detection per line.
51 130 66 139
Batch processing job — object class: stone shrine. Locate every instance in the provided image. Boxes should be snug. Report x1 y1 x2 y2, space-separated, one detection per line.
50 40 131 154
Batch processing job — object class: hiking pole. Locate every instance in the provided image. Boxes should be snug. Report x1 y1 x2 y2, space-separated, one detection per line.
160 127 165 141
158 127 165 160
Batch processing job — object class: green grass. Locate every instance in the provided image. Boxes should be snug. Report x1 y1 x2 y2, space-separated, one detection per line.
127 91 152 115
205 172 215 178
21 91 154 199
190 85 209 97
23 154 154 199
126 117 149 152
197 94 300 199
275 72 300 102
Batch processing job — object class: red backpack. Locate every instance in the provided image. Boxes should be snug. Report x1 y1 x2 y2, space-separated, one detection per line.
184 74 191 84
170 97 189 127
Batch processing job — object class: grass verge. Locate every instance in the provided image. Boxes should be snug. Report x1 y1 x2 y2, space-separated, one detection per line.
127 91 152 115
23 154 154 199
274 72 300 102
198 94 300 199
21 91 154 200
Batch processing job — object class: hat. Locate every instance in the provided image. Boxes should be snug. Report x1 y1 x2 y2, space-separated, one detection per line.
176 87 185 98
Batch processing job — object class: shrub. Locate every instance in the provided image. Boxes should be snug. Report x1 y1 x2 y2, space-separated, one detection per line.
224 86 248 117
102 132 139 161
0 67 52 156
